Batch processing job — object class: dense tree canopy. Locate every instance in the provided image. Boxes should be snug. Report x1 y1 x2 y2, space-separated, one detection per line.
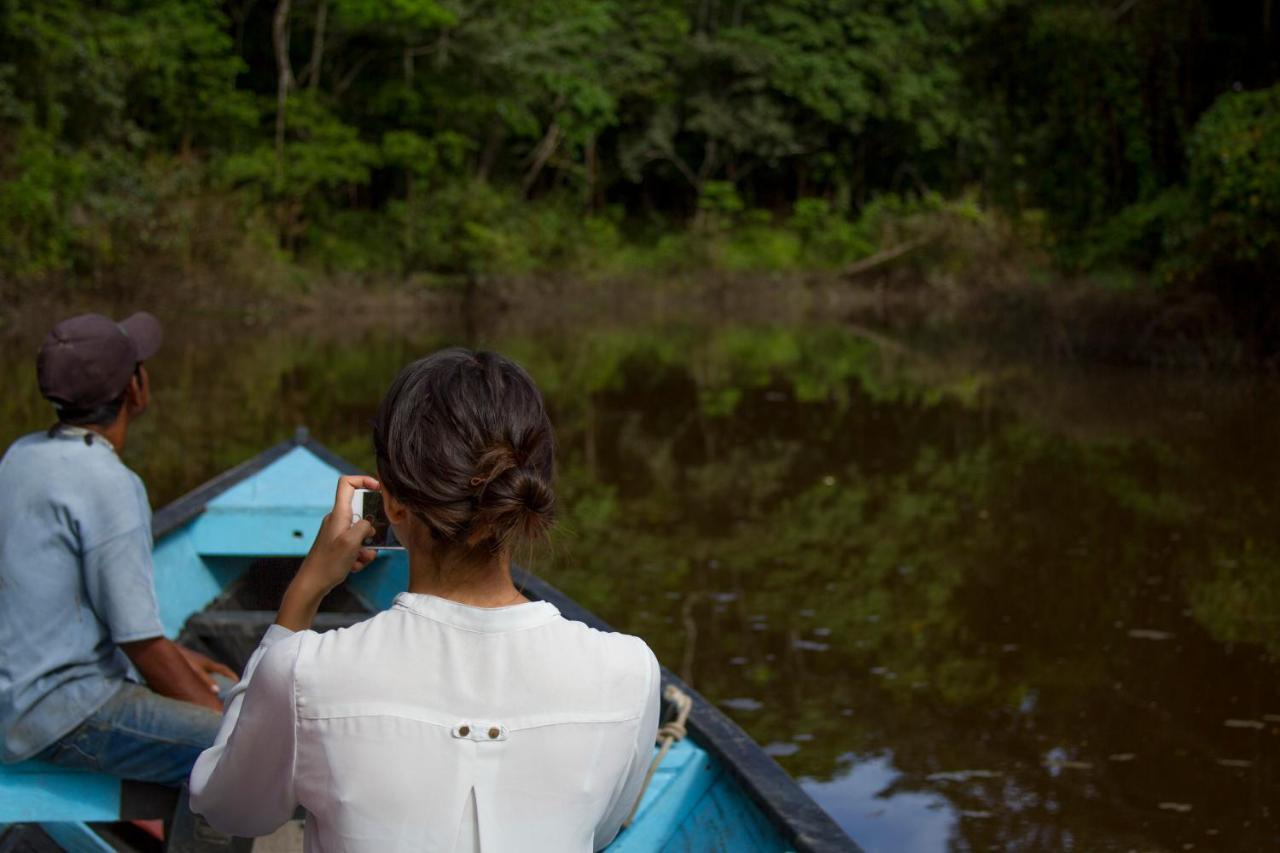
0 0 1276 286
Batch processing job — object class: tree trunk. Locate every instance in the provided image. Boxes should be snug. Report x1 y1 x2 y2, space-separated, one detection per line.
306 0 327 90
273 0 294 163
475 118 505 182
521 121 562 197
403 172 415 268
584 135 598 211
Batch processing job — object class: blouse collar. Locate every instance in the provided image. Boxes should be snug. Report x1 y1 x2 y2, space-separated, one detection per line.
392 591 560 633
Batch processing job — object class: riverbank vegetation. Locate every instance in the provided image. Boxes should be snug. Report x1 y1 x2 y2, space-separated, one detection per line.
1 1 1277 356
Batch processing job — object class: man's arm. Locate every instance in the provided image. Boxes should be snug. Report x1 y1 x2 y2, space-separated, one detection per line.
81 504 235 712
121 637 224 712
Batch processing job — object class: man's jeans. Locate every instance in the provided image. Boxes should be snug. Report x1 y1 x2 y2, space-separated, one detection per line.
33 678 229 787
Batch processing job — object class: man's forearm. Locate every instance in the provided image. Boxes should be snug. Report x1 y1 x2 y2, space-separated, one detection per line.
121 636 223 712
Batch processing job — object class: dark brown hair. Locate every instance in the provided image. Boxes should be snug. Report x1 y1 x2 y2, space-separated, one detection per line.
372 348 555 572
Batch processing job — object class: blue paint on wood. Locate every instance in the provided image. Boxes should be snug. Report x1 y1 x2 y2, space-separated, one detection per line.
151 529 238 638
610 740 720 851
0 763 126 823
668 765 789 852
204 447 340 515
609 739 790 851
41 822 118 852
190 510 325 557
346 550 410 611
189 446 338 558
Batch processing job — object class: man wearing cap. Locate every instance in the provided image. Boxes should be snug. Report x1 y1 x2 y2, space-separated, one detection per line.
0 312 237 786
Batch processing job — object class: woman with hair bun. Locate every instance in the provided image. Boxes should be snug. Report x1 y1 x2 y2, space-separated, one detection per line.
189 349 660 852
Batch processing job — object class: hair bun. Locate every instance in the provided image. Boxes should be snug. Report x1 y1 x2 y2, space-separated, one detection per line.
514 467 555 518
467 464 555 549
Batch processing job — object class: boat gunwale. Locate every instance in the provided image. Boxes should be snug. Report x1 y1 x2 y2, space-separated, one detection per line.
154 431 859 853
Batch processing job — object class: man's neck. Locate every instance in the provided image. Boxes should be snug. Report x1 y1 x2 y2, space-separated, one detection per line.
82 416 128 454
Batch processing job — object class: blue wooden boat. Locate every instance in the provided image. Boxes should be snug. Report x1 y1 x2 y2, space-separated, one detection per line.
0 434 857 852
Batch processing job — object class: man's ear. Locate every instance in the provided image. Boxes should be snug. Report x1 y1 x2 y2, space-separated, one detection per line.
125 366 150 414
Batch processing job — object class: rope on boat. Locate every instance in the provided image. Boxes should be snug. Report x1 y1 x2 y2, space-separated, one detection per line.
623 684 694 828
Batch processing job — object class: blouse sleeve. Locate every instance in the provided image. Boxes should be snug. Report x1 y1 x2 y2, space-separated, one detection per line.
188 625 303 837
593 643 662 850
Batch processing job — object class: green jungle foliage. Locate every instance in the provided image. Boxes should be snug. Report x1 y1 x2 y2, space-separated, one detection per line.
0 0 1276 289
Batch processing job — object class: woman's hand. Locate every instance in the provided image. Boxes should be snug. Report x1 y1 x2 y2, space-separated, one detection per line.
276 476 380 631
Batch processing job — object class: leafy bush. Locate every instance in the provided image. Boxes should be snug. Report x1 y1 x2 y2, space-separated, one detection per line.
1186 84 1280 261
0 127 85 278
792 198 874 268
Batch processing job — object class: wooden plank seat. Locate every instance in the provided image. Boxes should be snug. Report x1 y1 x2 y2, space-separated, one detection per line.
0 762 176 825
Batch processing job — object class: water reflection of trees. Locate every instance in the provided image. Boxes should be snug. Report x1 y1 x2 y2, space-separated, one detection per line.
513 327 1280 851
3 320 1278 849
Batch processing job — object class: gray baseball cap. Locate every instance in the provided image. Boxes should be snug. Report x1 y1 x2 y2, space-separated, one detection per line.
36 312 163 409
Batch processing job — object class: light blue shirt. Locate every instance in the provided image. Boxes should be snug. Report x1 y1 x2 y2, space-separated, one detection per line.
0 429 165 761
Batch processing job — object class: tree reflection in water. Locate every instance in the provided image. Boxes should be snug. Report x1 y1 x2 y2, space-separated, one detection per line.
3 316 1278 851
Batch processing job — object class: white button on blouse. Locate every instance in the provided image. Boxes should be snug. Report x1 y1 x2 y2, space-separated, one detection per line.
189 592 660 852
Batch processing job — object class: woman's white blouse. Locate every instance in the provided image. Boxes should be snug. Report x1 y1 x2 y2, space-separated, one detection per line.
189 592 660 852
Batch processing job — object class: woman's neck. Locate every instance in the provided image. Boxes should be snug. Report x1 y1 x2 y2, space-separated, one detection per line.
406 552 529 608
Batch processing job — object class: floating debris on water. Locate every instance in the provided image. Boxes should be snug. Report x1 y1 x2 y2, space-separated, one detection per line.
1263 714 1280 723
793 638 830 651
793 733 814 742
1128 628 1175 640
719 697 764 712
960 811 993 819
1108 753 1137 762
728 656 749 666
1216 759 1254 768
1158 802 1193 813
1223 719 1266 730
927 769 1002 783
764 742 800 757
1043 747 1093 773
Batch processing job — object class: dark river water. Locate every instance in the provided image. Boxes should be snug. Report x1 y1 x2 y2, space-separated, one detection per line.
4 299 1279 851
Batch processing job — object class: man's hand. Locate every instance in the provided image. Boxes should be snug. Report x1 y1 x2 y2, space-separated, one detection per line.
179 645 239 694
276 475 379 632
121 636 226 712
